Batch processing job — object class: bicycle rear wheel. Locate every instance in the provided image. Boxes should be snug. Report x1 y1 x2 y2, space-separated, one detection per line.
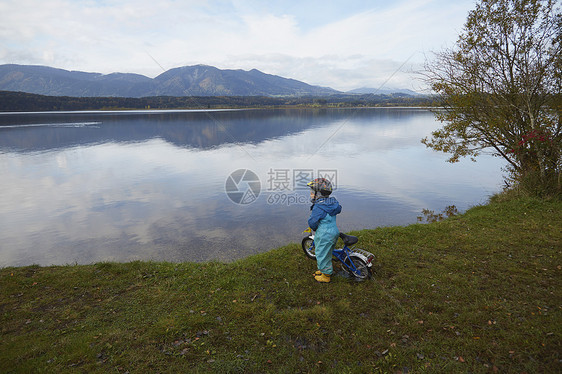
345 254 371 280
301 236 316 260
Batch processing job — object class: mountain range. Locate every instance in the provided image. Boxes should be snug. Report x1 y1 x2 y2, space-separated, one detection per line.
347 87 421 96
0 64 341 97
0 64 420 98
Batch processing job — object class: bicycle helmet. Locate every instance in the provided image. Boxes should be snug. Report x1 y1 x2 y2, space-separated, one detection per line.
307 177 332 196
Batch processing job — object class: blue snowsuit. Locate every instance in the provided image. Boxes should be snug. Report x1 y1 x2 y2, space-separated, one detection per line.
308 197 342 275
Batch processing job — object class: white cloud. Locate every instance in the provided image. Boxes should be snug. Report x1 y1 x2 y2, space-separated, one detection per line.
0 0 475 90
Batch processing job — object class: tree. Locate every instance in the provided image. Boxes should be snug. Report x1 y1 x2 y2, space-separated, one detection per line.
422 0 562 195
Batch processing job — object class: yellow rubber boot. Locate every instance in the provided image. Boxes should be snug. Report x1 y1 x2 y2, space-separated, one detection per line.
314 273 331 283
313 270 322 276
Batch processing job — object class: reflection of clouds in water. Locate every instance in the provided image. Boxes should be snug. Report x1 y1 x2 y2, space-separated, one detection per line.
240 115 504 211
1 137 291 265
1 140 225 265
0 109 506 266
250 116 435 159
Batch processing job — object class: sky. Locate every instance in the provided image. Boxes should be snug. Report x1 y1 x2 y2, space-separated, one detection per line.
0 0 476 92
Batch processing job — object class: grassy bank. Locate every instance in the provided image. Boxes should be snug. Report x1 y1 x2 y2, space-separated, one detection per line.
1 196 560 373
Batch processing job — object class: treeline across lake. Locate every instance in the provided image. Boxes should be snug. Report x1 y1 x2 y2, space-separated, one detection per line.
0 90 436 112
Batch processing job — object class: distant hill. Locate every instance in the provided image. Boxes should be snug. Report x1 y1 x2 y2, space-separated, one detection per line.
0 64 339 97
347 87 421 96
0 90 436 112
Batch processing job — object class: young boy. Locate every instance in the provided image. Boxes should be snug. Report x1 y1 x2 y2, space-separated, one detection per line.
307 178 342 283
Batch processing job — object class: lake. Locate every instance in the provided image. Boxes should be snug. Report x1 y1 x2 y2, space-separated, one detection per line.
0 108 505 267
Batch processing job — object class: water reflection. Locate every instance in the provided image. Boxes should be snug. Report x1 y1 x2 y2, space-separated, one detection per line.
0 108 505 266
0 109 360 151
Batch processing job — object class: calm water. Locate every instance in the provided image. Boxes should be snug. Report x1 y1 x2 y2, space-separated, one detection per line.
0 108 505 266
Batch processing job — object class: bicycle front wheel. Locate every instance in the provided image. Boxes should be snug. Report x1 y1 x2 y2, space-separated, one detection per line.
301 236 316 260
345 254 372 280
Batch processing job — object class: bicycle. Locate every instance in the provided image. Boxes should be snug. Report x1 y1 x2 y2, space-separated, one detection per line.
301 228 375 280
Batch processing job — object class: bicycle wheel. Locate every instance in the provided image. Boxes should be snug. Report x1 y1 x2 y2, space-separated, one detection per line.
345 254 371 280
301 236 316 260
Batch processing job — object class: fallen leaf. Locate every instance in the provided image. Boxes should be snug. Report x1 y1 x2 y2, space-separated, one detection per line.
458 356 465 363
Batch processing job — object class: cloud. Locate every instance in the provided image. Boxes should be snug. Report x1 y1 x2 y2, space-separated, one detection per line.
0 0 475 90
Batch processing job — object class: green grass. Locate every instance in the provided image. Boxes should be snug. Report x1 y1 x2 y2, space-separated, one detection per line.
1 196 561 373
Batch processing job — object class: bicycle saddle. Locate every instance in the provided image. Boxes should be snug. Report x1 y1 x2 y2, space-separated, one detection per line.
339 233 358 246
